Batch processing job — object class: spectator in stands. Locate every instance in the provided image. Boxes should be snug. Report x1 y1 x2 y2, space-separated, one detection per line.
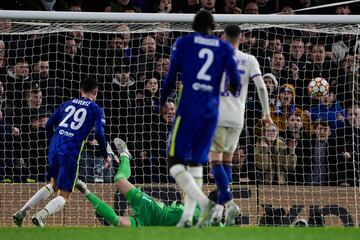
149 99 176 183
116 24 132 58
255 122 297 185
104 0 142 12
65 37 78 59
263 73 278 107
144 77 160 111
336 104 360 186
249 73 278 119
288 38 307 72
135 36 157 75
279 112 312 184
307 121 339 186
231 146 251 184
12 84 48 182
305 44 337 82
335 50 360 108
200 0 216 13
220 0 241 14
335 4 351 15
256 0 276 14
154 22 171 56
280 5 295 15
3 58 30 106
68 0 82 11
264 51 294 87
0 40 7 71
269 84 311 134
68 26 85 49
101 65 136 144
155 57 170 80
310 86 346 137
157 0 172 13
243 2 259 14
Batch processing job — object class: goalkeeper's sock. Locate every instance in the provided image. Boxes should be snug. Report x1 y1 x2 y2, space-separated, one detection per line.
114 155 131 182
86 192 119 226
170 164 208 208
21 184 54 212
212 164 231 205
223 164 232 183
42 195 66 219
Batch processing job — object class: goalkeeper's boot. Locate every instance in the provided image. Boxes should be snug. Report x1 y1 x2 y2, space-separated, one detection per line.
211 204 224 226
107 143 119 163
75 179 88 194
13 209 27 227
176 215 193 228
224 200 240 226
196 200 216 228
114 138 132 160
31 213 45 227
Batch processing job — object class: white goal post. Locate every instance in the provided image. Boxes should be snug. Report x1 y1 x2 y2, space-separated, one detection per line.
0 11 359 227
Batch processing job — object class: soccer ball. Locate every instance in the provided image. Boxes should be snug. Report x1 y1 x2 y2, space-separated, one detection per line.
308 77 329 97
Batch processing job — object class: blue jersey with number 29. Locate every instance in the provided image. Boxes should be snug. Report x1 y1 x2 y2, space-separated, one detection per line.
161 33 241 119
46 97 108 159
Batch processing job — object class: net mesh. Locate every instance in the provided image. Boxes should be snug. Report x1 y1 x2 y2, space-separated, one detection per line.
0 18 359 226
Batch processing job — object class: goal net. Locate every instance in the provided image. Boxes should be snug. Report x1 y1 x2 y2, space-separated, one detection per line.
0 12 359 227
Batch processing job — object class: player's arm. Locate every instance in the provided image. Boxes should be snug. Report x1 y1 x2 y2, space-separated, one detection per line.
225 46 241 95
160 39 181 107
94 106 109 160
45 104 62 140
250 56 271 122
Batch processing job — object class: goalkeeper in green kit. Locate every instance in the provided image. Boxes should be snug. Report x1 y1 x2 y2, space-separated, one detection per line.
76 138 208 227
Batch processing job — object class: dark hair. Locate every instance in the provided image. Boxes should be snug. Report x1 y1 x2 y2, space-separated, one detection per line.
286 112 302 120
224 24 241 40
192 10 215 34
313 120 329 129
80 78 98 93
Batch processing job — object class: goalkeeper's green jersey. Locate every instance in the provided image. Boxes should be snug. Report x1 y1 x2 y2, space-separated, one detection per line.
127 187 200 227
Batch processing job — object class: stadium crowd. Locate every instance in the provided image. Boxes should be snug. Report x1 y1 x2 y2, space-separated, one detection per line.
0 0 359 187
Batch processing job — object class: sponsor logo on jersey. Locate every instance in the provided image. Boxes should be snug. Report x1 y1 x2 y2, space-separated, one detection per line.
192 82 213 92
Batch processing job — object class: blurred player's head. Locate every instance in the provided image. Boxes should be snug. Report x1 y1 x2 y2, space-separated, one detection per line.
192 10 215 35
80 77 98 100
224 24 241 48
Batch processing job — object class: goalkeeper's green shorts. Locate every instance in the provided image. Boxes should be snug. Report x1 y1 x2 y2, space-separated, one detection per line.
126 187 165 226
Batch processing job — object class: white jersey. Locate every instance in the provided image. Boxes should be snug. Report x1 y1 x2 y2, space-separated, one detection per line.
218 50 262 128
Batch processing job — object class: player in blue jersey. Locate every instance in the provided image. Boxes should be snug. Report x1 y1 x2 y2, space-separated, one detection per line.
13 78 110 227
160 10 241 227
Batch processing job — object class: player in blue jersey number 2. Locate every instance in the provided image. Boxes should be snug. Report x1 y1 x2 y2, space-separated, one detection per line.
160 10 241 227
13 78 110 227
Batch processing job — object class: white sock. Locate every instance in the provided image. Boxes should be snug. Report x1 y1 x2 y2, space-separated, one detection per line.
181 166 204 219
40 196 66 219
170 164 208 210
21 184 54 212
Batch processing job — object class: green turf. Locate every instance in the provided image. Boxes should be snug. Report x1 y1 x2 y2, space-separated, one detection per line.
1 227 360 240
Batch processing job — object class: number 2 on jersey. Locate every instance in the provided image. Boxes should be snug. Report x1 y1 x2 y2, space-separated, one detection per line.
197 48 214 81
59 105 87 130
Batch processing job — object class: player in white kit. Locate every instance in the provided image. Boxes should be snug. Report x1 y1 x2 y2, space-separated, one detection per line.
209 24 273 226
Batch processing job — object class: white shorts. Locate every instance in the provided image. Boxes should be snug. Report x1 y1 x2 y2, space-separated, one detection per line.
210 126 242 153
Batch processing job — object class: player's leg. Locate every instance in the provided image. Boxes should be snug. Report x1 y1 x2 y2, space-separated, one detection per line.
75 179 133 227
13 149 59 227
221 128 242 226
168 116 210 227
222 152 240 226
190 117 218 227
209 127 228 224
32 154 78 227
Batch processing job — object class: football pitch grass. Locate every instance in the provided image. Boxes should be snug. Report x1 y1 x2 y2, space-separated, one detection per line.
1 227 360 240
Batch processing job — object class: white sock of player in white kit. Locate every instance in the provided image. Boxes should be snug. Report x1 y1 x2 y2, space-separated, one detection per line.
170 164 209 211
20 184 54 213
180 166 204 221
37 196 66 220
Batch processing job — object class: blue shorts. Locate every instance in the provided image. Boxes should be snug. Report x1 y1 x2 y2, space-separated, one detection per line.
46 146 80 192
168 115 217 165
